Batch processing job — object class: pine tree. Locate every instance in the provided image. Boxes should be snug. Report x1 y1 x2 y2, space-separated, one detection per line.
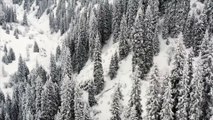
112 0 123 43
50 54 57 83
199 30 213 120
33 41 39 53
110 85 123 120
204 0 213 35
75 11 89 73
127 67 143 120
22 12 28 26
35 76 43 119
132 7 145 73
4 44 7 53
146 65 161 120
8 48 15 61
126 0 139 38
93 33 105 94
89 8 98 61
59 75 75 120
88 81 97 107
189 62 204 120
118 15 130 60
169 41 186 120
160 77 174 120
98 0 112 44
14 28 19 39
56 45 61 62
183 13 196 48
5 94 12 120
193 17 206 57
74 87 84 120
40 79 60 120
176 62 190 120
109 52 119 80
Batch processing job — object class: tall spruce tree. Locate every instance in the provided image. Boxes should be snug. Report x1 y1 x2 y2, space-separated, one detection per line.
118 15 130 61
127 67 143 120
93 33 105 94
146 65 161 120
112 0 123 43
50 54 57 83
40 79 60 120
59 75 75 120
109 52 119 80
110 85 123 120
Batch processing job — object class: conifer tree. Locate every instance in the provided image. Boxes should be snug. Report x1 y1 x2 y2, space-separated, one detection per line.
74 87 84 120
110 85 123 120
160 77 174 120
189 62 204 120
89 9 98 61
112 0 123 42
50 54 57 83
169 41 186 120
8 48 15 61
128 67 143 120
88 81 97 107
126 0 139 38
55 45 61 62
93 33 105 94
33 41 39 53
59 75 75 120
35 76 43 119
109 52 119 80
146 65 161 120
204 0 213 35
22 12 28 26
183 13 196 48
118 15 130 61
40 79 60 120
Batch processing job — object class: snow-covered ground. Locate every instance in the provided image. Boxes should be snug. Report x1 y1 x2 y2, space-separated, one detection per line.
0 0 205 119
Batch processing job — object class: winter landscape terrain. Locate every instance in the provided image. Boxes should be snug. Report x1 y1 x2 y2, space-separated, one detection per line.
0 0 213 120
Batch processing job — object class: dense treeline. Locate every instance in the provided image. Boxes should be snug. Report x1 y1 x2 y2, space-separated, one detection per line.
1 0 213 120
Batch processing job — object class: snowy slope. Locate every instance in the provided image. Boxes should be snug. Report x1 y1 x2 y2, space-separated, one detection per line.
0 0 206 119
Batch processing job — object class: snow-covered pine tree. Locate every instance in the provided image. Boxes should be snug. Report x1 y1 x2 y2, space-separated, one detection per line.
193 16 206 57
8 48 15 61
189 62 204 120
89 8 98 61
112 0 123 43
22 12 28 26
146 65 161 120
59 75 75 120
204 0 213 35
126 0 139 38
183 13 196 48
75 10 89 73
93 33 105 94
17 55 29 82
55 45 61 62
199 30 213 120
160 76 174 120
110 85 123 120
118 15 130 61
127 66 143 120
35 76 43 120
98 0 112 44
169 41 186 119
109 52 119 80
74 87 84 120
4 44 7 53
63 47 73 80
132 6 145 73
88 81 97 107
176 60 190 120
40 79 60 120
33 41 39 53
50 54 57 83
